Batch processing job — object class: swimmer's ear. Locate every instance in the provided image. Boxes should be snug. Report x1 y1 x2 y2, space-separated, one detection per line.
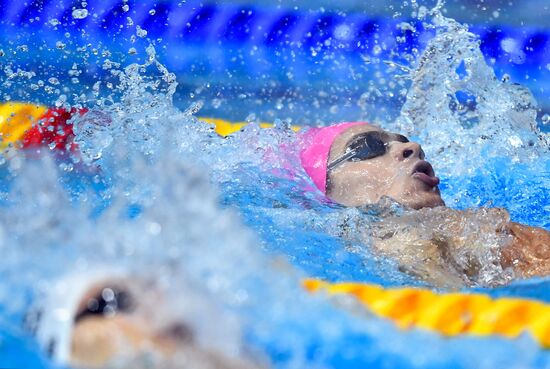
325 175 333 196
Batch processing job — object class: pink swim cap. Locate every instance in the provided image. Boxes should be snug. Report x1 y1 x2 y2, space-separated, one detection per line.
299 122 368 193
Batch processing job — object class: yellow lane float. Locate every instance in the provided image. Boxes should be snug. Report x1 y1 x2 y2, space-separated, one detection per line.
303 279 550 348
199 117 301 136
0 102 299 146
0 102 47 150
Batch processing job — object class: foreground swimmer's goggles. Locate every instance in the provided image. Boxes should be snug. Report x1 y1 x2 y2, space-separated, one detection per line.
327 131 409 171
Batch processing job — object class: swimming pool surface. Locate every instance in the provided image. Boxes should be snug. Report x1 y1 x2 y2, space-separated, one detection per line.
1 1 550 368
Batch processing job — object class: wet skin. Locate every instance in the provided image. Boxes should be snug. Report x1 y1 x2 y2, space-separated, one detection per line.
324 124 550 284
326 124 445 209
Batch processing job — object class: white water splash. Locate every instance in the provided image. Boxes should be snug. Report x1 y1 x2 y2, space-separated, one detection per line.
394 8 548 176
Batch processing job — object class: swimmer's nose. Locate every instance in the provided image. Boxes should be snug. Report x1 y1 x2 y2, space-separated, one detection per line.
396 142 424 160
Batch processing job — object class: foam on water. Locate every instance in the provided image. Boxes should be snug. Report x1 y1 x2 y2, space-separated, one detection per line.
0 2 550 369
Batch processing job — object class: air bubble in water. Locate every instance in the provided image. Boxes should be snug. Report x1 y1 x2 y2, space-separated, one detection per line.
542 114 550 126
122 4 130 12
149 9 156 15
72 8 88 19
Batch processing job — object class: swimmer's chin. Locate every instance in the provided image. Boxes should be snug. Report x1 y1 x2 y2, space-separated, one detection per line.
328 188 445 210
398 191 446 210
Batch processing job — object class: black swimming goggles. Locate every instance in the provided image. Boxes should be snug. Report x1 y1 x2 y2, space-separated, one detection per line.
327 131 409 171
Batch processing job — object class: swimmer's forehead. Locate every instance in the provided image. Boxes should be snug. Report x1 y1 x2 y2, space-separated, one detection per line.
329 125 407 161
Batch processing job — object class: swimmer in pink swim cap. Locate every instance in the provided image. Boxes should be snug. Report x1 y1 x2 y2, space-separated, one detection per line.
300 122 444 209
299 122 550 288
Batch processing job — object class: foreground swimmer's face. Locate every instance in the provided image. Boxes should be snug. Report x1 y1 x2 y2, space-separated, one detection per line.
326 125 445 209
69 279 261 369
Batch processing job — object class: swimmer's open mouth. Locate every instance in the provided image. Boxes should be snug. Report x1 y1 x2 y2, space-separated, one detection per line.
411 161 440 187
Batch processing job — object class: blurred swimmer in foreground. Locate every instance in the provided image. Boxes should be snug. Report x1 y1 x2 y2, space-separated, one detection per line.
18 110 266 369
300 122 550 288
29 269 265 369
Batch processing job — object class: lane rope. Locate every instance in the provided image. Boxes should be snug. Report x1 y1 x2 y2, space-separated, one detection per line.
304 279 550 348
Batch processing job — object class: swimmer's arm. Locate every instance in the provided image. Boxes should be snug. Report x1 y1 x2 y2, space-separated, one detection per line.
501 222 550 278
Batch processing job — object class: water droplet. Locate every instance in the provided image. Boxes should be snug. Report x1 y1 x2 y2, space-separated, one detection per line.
59 162 74 172
72 8 88 19
136 25 148 38
54 94 67 107
508 135 523 148
211 98 222 109
183 101 204 115
147 222 161 235
246 113 258 124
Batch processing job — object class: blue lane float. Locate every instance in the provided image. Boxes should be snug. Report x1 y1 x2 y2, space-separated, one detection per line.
1 1 548 59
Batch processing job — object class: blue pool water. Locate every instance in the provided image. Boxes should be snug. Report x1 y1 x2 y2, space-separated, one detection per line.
0 1 550 368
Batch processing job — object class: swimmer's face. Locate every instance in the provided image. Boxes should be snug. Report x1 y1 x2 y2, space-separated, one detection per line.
326 125 445 209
